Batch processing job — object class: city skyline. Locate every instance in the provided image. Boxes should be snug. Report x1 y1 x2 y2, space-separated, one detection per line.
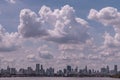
0 63 119 77
0 0 120 70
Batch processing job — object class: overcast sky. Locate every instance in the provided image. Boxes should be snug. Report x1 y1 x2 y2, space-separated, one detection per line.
0 0 120 70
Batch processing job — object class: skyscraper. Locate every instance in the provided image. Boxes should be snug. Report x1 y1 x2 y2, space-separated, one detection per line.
41 65 43 70
106 65 109 73
114 65 118 74
35 64 40 75
67 65 72 73
85 66 87 73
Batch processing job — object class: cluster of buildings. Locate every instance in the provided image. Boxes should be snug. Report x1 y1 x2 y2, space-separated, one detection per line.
0 64 119 77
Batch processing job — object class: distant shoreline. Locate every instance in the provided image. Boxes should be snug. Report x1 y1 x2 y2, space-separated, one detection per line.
0 76 118 78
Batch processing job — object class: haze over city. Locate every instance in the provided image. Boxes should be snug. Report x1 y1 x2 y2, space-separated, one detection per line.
0 0 120 71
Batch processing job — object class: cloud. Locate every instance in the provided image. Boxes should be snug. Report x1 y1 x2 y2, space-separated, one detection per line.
0 25 21 52
18 9 48 38
103 32 120 48
6 0 16 4
0 3 119 69
18 5 91 44
41 5 90 44
88 7 120 62
37 45 54 60
88 7 120 26
39 51 54 60
26 54 38 62
88 7 120 47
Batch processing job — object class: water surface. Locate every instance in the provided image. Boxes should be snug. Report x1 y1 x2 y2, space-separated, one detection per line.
0 77 119 80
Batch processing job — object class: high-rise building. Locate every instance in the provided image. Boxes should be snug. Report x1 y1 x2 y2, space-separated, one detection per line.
85 66 87 73
27 67 33 75
114 65 118 73
10 68 17 75
101 67 107 75
7 66 10 74
41 65 43 70
75 67 78 72
63 68 67 74
106 65 109 73
46 67 54 76
40 65 45 76
67 65 72 72
35 64 40 75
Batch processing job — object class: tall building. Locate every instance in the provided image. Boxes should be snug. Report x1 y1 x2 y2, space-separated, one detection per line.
67 65 72 73
10 68 17 75
7 66 10 74
85 66 87 73
114 65 118 73
41 65 43 70
106 65 109 73
35 64 40 75
27 67 33 75
101 67 107 75
75 67 78 72
40 65 45 76
46 67 54 76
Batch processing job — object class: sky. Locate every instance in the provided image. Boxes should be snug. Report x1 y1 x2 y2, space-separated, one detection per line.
0 0 120 70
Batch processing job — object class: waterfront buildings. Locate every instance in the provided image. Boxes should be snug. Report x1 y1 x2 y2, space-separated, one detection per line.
0 64 119 77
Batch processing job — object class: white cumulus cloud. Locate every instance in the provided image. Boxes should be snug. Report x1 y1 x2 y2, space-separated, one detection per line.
88 7 120 61
18 9 48 38
88 7 120 47
0 25 21 52
18 5 91 44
